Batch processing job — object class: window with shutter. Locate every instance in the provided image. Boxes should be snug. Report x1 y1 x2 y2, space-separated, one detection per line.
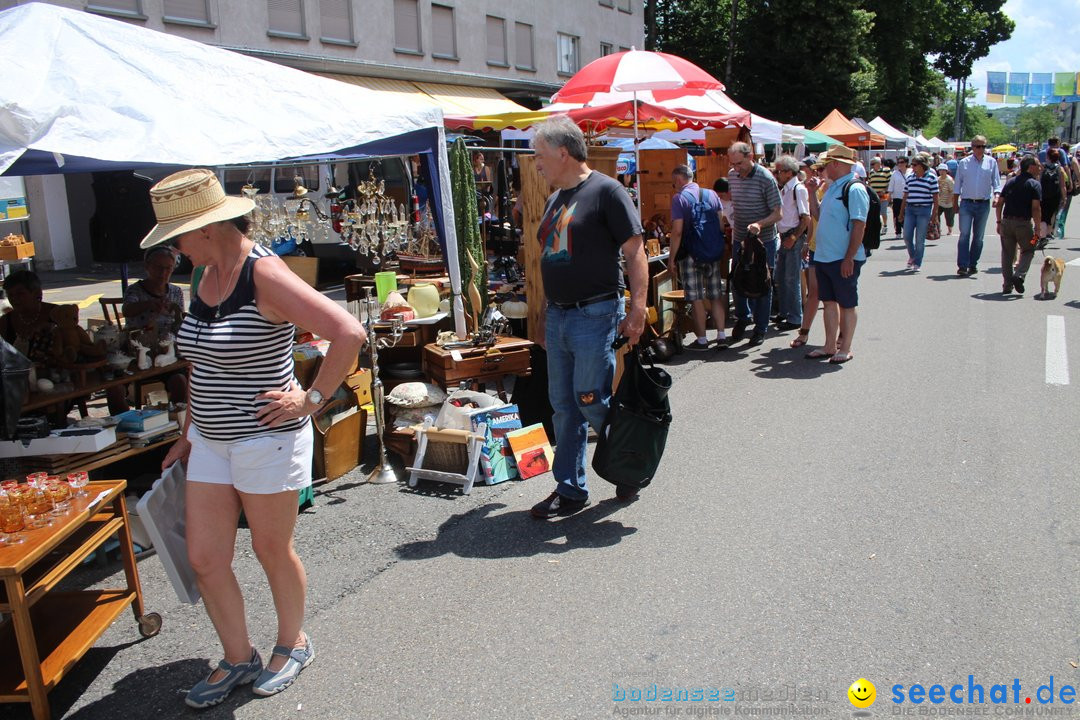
393 0 421 53
431 4 456 59
557 33 579 75
486 16 507 66
87 0 143 17
599 0 614 7
319 0 352 43
600 42 614 57
514 22 534 70
268 0 305 38
163 0 210 25
618 0 632 12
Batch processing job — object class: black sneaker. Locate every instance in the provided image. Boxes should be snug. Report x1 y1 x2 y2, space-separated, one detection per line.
1002 284 1013 294
687 340 711 351
731 320 748 342
957 267 969 276
614 484 639 502
530 492 590 519
775 320 802 331
746 333 765 347
968 267 978 275
1014 276 1025 294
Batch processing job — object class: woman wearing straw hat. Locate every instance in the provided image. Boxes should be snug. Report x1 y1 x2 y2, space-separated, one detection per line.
143 169 365 707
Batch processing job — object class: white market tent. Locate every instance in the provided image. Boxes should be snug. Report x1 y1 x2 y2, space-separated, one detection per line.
868 116 918 151
0 2 466 335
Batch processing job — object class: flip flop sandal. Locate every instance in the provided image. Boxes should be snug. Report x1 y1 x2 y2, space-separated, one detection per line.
805 349 833 359
789 329 810 348
829 352 854 364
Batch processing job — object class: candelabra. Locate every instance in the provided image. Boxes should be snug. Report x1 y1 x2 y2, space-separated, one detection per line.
361 286 405 485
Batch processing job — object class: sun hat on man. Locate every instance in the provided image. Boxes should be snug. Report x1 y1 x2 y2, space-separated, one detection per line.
140 169 254 249
817 145 858 167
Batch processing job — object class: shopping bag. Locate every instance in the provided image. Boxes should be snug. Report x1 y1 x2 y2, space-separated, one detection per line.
137 462 201 604
592 340 672 489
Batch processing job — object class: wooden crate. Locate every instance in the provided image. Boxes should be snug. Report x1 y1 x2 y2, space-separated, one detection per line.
0 241 34 260
638 149 689 227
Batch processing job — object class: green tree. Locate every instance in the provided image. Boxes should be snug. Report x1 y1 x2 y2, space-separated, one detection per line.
1015 106 1057 144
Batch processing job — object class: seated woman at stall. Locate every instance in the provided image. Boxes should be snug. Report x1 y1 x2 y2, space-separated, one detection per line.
108 246 188 412
0 270 100 365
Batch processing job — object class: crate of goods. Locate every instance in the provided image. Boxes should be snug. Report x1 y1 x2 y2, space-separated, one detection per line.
0 233 34 260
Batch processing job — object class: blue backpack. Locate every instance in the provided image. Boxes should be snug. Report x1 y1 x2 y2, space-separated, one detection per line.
677 187 724 263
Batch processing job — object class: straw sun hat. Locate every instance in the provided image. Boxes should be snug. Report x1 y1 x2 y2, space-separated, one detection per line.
814 145 858 168
140 169 255 249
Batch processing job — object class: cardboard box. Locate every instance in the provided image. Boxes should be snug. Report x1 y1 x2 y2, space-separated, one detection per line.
282 255 318 288
0 241 34 261
0 426 116 458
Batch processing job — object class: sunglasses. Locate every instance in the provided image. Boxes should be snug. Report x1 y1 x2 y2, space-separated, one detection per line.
972 144 986 149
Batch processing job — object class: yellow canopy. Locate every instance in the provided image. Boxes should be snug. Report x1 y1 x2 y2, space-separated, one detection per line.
992 143 1017 153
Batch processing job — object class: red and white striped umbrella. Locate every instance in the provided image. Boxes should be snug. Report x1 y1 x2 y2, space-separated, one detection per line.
552 49 725 104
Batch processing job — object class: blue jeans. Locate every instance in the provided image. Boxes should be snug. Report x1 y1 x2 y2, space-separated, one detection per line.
775 235 805 324
545 297 624 501
957 199 991 269
903 204 932 266
733 236 779 333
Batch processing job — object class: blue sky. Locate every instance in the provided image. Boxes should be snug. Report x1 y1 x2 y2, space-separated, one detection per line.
969 0 1080 105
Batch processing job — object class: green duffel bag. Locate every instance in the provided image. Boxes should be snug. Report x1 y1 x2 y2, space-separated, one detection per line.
592 342 672 489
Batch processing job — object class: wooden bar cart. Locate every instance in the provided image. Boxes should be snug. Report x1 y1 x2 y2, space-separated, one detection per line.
0 480 160 720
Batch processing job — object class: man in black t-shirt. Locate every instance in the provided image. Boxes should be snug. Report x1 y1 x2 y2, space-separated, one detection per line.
995 154 1043 295
529 116 648 518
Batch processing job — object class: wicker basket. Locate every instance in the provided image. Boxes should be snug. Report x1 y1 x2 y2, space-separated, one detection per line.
420 438 471 473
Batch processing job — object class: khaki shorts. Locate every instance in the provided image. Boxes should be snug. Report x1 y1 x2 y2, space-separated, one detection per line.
187 422 313 494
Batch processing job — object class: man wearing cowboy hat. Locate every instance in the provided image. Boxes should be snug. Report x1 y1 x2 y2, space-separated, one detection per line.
805 146 867 364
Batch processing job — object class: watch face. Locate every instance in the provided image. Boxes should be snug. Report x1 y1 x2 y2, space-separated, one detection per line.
309 389 323 404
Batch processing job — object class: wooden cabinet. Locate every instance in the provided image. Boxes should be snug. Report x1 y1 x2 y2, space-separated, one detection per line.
0 480 159 720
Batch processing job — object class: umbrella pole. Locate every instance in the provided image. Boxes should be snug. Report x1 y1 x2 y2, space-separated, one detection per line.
633 92 642 226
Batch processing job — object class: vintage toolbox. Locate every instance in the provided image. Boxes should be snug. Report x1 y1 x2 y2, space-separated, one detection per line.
423 337 533 389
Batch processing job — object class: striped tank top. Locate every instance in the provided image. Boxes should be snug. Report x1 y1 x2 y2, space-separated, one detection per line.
176 244 304 442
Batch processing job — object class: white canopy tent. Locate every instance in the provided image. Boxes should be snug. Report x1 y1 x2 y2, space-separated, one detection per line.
0 2 466 335
868 116 918 151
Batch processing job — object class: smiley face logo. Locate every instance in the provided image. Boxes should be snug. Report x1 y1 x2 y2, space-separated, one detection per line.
848 678 876 709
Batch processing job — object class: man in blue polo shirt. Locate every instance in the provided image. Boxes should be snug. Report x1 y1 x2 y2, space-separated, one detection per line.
806 145 868 364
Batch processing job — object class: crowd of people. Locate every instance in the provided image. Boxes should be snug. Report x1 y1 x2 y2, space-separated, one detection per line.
654 134 1079 363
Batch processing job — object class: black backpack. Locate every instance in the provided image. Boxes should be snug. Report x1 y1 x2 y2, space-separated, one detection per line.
1042 163 1062 206
731 232 771 299
676 187 725 263
841 177 882 252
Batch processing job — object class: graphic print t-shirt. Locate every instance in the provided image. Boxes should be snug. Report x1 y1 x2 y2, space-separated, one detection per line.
537 171 642 304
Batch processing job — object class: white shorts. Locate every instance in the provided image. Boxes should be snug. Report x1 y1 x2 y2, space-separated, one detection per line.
187 422 313 495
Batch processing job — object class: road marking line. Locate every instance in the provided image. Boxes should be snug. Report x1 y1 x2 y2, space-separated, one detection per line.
78 293 103 310
1046 315 1069 386
1067 258 1080 267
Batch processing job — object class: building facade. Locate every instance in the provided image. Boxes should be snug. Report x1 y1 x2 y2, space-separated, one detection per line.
3 0 643 269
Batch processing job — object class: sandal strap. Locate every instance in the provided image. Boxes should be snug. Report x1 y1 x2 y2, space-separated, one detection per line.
270 644 294 658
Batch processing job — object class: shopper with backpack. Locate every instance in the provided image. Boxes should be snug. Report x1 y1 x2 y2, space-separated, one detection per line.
1039 148 1067 238
727 142 782 347
668 164 727 350
804 146 868 364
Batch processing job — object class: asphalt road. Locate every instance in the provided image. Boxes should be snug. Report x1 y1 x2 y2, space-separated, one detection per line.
6 209 1080 720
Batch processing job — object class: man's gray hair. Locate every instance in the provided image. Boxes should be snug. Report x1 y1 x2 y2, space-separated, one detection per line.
774 155 800 174
729 141 753 157
672 164 693 181
533 116 588 162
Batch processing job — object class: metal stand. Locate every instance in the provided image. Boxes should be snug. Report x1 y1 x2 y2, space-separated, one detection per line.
361 286 404 484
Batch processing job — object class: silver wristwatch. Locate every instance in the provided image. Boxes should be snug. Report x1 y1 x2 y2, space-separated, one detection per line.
306 388 325 406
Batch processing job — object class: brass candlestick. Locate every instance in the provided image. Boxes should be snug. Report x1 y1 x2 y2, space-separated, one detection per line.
362 286 405 485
